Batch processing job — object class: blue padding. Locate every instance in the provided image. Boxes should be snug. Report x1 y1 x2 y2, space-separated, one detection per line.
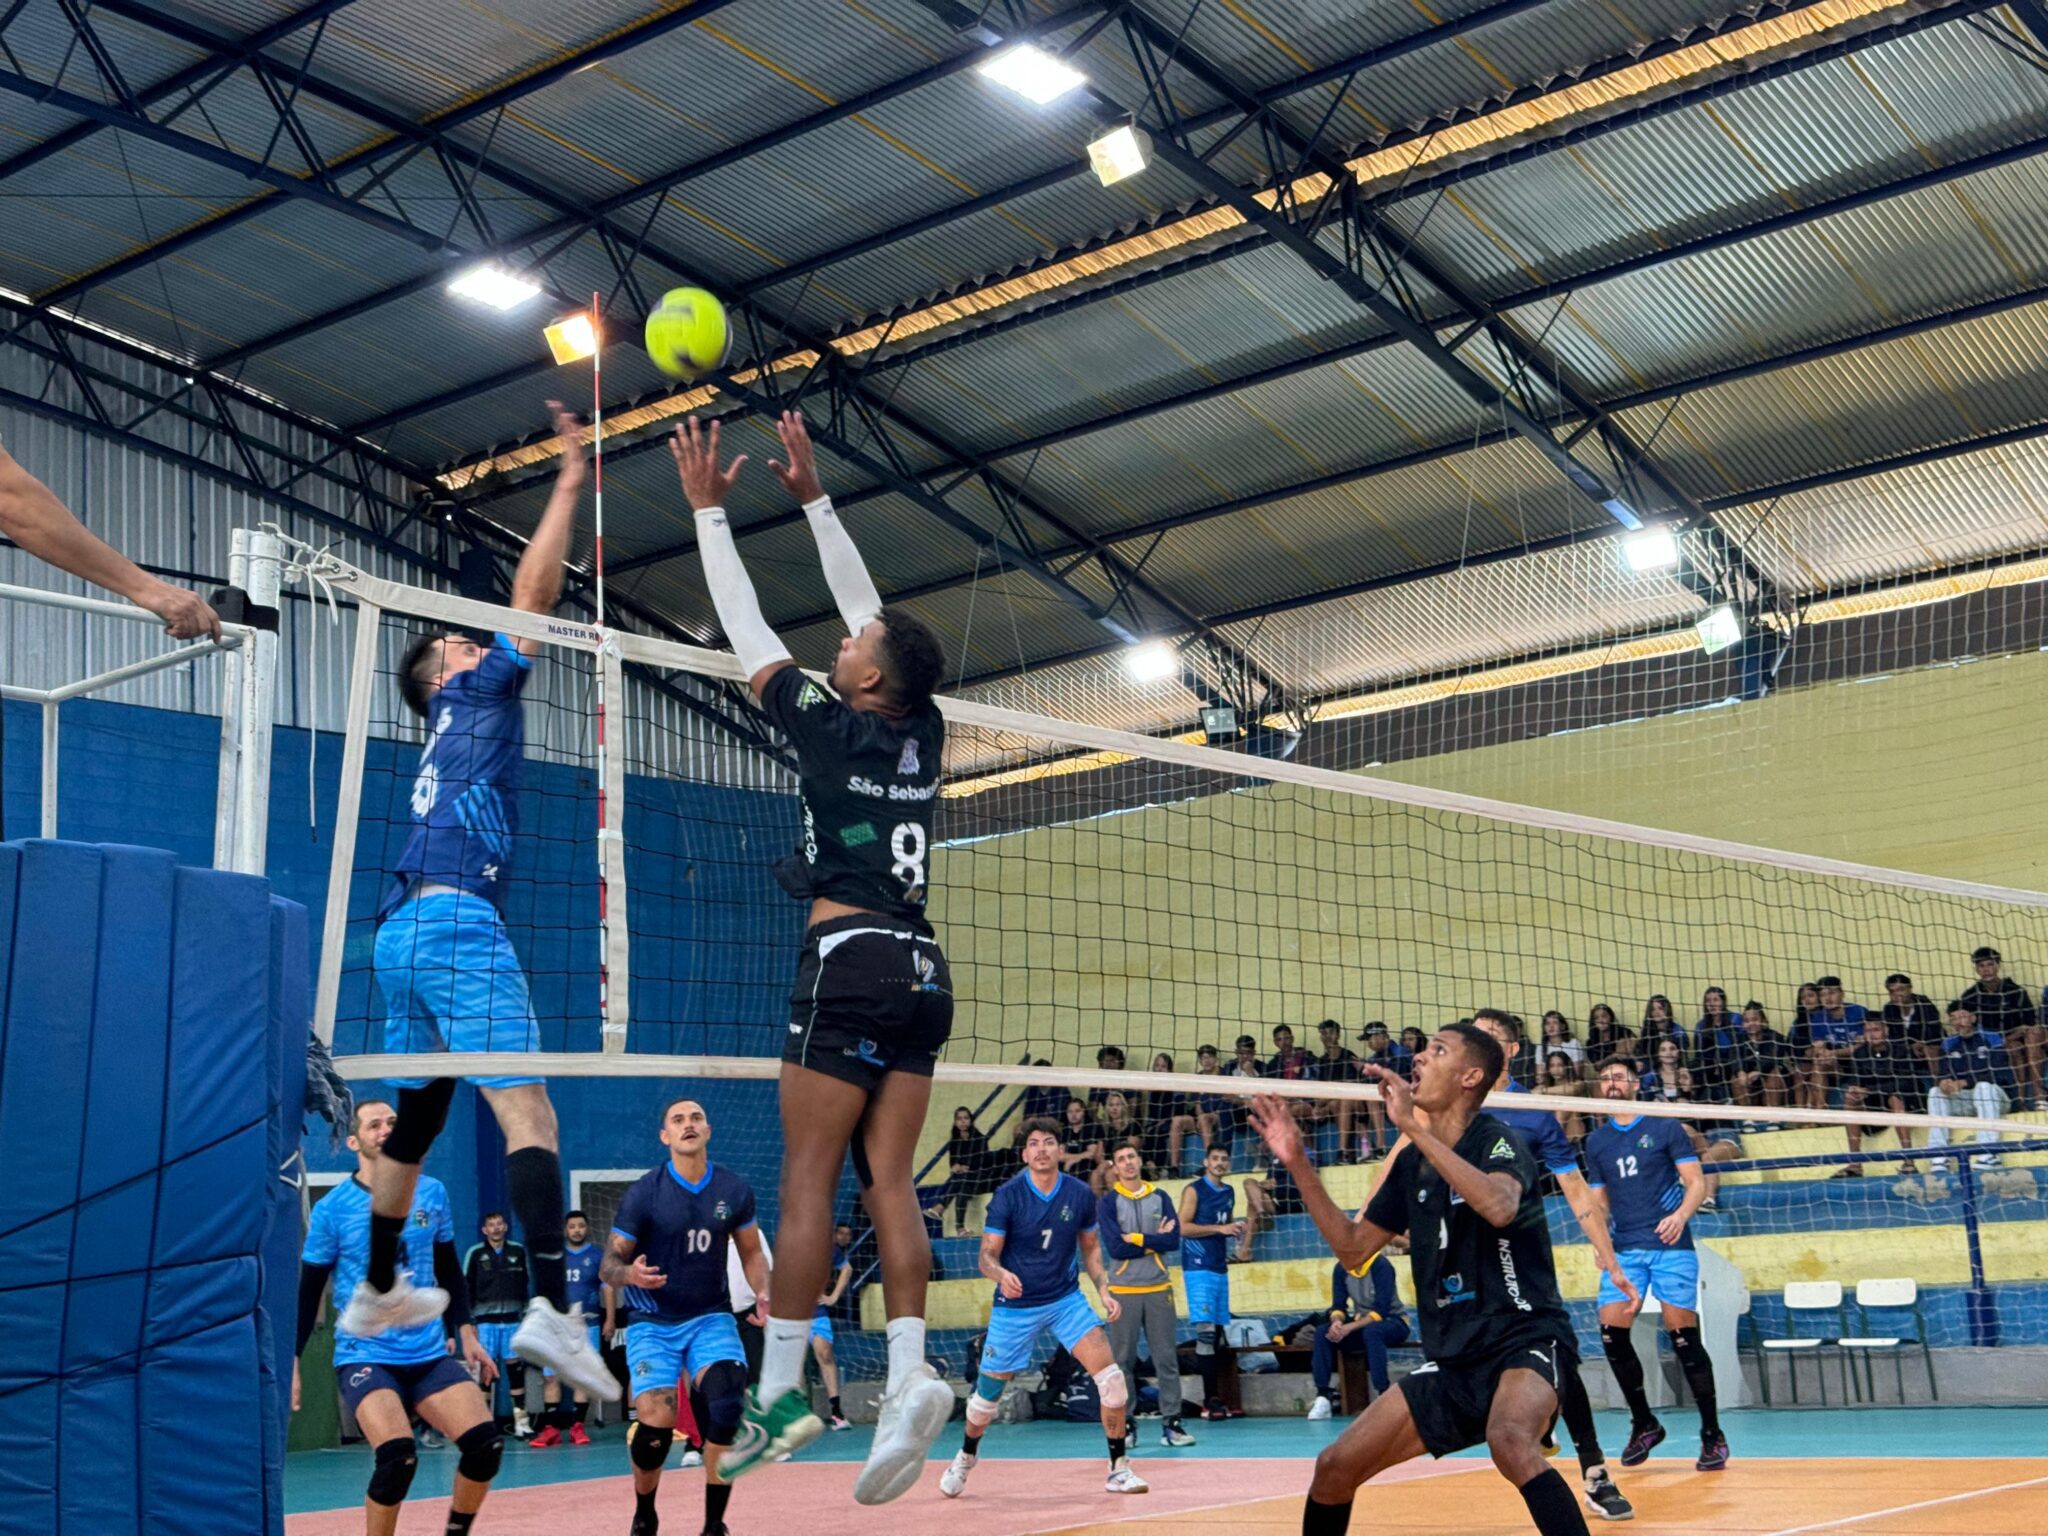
0 840 302 1536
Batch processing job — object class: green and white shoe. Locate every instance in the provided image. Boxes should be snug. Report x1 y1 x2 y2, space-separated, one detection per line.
720 1389 824 1481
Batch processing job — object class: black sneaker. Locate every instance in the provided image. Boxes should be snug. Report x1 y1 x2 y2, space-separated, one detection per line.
631 1512 659 1536
1619 1419 1665 1467
1585 1470 1634 1521
1696 1432 1730 1472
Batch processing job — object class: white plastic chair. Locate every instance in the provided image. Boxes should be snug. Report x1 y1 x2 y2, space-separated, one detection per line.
1754 1280 1847 1404
1840 1278 1937 1403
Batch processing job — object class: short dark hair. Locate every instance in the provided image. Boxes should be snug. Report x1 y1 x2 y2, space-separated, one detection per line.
1472 1006 1511 1030
1973 946 2001 964
1885 973 1911 988
1205 1141 1231 1157
481 1210 507 1224
1596 1054 1639 1077
1235 1034 1257 1049
1272 1023 1293 1039
351 1098 393 1134
398 631 458 718
660 1095 704 1125
565 1209 587 1223
1437 1021 1504 1092
1816 975 1843 989
1097 1044 1125 1064
1019 1116 1063 1144
1318 1018 1341 1032
1196 1043 1218 1058
1948 999 1974 1015
876 605 946 709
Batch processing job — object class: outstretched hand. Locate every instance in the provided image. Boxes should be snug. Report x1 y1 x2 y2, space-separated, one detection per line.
1247 1093 1303 1167
1365 1062 1418 1135
669 417 748 510
547 398 586 479
767 410 824 504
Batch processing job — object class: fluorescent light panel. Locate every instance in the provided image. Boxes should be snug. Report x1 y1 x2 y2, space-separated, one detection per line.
978 45 1086 104
1124 640 1178 682
1696 605 1745 654
449 263 541 311
1624 527 1681 574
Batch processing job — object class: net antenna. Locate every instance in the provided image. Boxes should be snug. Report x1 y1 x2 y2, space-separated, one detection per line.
588 290 628 1050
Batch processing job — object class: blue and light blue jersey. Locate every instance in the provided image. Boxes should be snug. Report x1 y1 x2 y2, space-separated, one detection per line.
1585 1114 1698 1252
1493 1080 1583 1178
1182 1175 1236 1273
304 1175 453 1367
612 1161 757 1324
563 1242 603 1314
984 1170 1095 1308
381 634 531 918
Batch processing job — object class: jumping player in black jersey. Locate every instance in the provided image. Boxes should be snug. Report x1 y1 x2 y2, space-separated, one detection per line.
1250 1024 1592 1536
671 413 954 1505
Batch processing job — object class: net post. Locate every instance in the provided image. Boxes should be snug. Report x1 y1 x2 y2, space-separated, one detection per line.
597 637 630 1050
1957 1160 1999 1347
213 528 281 875
39 700 57 837
313 598 382 1046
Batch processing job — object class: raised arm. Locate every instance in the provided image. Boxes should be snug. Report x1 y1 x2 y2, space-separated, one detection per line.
1372 1067 1523 1228
1248 1093 1397 1273
507 402 586 650
670 417 793 697
768 411 881 634
0 440 219 639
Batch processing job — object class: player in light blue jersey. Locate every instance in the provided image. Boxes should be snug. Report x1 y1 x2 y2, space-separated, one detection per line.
1176 1143 1245 1420
295 1099 504 1536
812 1231 854 1430
533 1209 613 1447
601 1099 770 1536
344 404 618 1410
939 1117 1146 1500
1586 1056 1726 1474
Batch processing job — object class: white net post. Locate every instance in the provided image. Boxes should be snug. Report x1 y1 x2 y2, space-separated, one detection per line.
213 528 281 876
313 595 382 1047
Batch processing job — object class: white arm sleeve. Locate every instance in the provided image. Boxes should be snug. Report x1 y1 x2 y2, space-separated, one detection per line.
802 494 884 634
695 507 792 677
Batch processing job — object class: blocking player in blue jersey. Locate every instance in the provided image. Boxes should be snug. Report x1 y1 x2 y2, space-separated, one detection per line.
602 1098 769 1536
939 1118 1147 1499
345 403 617 1407
295 1099 505 1536
1469 1010 1636 1521
533 1210 614 1447
1176 1142 1246 1420
1584 1056 1727 1473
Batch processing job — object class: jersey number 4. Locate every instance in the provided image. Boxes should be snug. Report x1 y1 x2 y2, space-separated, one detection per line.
890 823 927 898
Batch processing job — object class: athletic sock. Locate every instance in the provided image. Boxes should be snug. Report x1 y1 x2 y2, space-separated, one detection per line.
1599 1325 1652 1428
1519 1467 1590 1535
574 1399 590 1425
1669 1326 1722 1439
1557 1367 1605 1473
704 1479 733 1528
1301 1497 1354 1535
828 1394 842 1418
506 1147 568 1308
758 1318 810 1405
636 1488 658 1522
367 1212 407 1293
444 1512 477 1535
885 1316 928 1392
962 1429 983 1458
1107 1432 1126 1467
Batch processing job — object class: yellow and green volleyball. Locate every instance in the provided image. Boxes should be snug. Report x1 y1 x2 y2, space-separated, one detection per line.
644 286 730 380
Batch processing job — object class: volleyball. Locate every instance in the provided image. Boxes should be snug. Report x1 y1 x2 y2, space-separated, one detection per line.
644 286 731 380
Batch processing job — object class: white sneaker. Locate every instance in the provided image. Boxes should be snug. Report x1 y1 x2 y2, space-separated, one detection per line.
939 1449 976 1498
1930 1157 1952 1175
853 1363 956 1506
336 1275 447 1338
1307 1395 1333 1421
1106 1458 1149 1494
512 1298 622 1402
680 1448 704 1469
1972 1152 2001 1169
512 1409 533 1440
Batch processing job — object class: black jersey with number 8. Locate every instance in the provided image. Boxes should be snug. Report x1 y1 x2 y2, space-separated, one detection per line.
759 666 945 924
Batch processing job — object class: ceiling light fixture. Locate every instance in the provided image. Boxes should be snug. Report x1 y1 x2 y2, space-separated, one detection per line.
448 263 541 311
977 45 1086 104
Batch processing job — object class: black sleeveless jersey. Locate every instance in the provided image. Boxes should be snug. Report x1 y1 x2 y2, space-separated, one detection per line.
759 665 944 924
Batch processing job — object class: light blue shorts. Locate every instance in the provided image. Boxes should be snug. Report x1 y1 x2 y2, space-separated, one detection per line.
542 1322 604 1380
1184 1270 1231 1328
375 891 542 1088
475 1321 520 1364
1599 1247 1700 1310
980 1290 1102 1375
626 1312 746 1396
811 1312 834 1344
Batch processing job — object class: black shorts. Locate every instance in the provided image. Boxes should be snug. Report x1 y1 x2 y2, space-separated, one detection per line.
1266 1180 1305 1216
335 1354 473 1416
1397 1333 1576 1458
786 916 953 1091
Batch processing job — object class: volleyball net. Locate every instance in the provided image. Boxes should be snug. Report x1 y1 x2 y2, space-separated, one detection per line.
308 548 2048 1395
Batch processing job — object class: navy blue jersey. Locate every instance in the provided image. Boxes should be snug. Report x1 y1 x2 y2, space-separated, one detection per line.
984 1170 1095 1308
1585 1114 1698 1252
381 634 531 916
1940 1030 2012 1089
1804 1006 1868 1049
563 1242 603 1314
1182 1175 1236 1273
1493 1080 1582 1178
611 1162 758 1323
304 1174 453 1367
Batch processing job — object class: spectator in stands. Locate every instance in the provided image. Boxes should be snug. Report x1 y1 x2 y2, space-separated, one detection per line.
1224 1034 1264 1078
1266 1023 1313 1081
1881 974 1945 1074
1796 976 1867 1108
1928 1001 2014 1172
1540 1010 1584 1068
1694 988 1740 1102
1088 1045 1129 1107
1192 1044 1233 1149
1095 1092 1149 1192
1059 1097 1106 1184
1142 1052 1202 1175
1960 947 2043 1110
466 1211 533 1439
1015 1060 1067 1145
1837 1015 1921 1177
1587 1002 1636 1065
1355 1022 1402 1158
1397 1026 1428 1081
1305 1244 1410 1420
928 1106 1003 1234
1542 1051 1592 1144
1639 1038 1689 1102
1728 1002 1791 1113
1502 1015 1538 1089
1642 994 1684 1049
1310 1020 1363 1163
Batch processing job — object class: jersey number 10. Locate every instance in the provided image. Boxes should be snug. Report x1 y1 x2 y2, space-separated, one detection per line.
686 1229 713 1254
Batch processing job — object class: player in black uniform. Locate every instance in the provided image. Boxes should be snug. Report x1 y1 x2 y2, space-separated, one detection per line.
671 413 955 1504
1250 1023 1591 1536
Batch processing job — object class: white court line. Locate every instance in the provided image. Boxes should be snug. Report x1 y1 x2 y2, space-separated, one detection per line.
1006 1459 1491 1536
1760 1471 2048 1535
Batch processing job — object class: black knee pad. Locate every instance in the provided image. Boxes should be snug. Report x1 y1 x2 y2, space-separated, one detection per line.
383 1078 456 1165
455 1422 503 1483
367 1437 418 1507
692 1360 748 1445
629 1421 675 1471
